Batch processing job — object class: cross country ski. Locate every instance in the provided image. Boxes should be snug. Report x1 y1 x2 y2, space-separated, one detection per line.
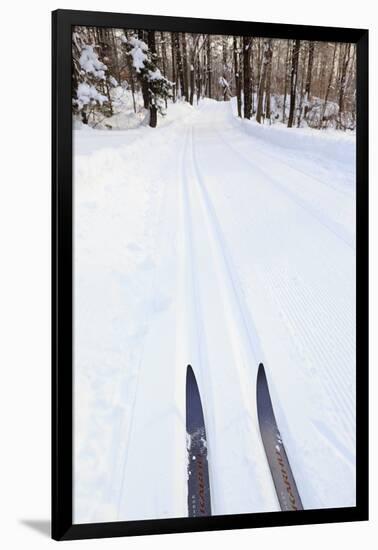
186 365 212 517
257 363 303 511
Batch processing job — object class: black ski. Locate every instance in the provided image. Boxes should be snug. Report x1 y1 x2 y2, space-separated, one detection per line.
257 363 303 511
186 365 211 517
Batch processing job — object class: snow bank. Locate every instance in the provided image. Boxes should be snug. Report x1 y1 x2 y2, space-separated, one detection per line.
233 111 356 167
74 88 196 132
73 116 188 522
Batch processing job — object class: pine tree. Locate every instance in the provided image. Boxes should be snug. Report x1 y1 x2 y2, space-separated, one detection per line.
72 30 109 125
123 33 172 128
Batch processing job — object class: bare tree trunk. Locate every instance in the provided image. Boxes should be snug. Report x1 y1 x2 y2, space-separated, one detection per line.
196 42 202 104
337 43 351 130
124 30 137 113
251 39 255 114
110 29 121 82
147 31 157 128
320 42 337 129
206 36 212 98
319 45 327 100
233 36 242 117
275 39 282 93
282 40 291 123
256 38 262 91
170 33 177 102
189 37 196 105
174 33 185 100
222 35 227 72
202 47 207 97
304 41 315 118
160 32 168 108
297 42 308 127
263 40 273 122
287 39 300 128
256 39 272 124
243 36 252 119
181 33 189 101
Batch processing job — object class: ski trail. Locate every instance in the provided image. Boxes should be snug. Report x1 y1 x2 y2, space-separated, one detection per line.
74 100 356 520
176 124 216 510
181 123 278 513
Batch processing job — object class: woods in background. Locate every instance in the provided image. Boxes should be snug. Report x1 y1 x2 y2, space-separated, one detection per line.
72 26 356 131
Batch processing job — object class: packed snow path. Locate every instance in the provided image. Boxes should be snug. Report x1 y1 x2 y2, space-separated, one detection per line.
73 100 356 523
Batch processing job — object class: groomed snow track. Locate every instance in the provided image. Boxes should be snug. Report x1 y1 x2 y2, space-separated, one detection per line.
74 100 356 523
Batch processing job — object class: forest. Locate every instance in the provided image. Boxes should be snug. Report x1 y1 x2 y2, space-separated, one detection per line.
72 26 356 131
72 24 357 525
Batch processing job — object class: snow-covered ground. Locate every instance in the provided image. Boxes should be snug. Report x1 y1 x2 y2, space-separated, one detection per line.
73 99 356 523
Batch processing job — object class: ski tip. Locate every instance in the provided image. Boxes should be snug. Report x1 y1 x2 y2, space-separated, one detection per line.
186 364 195 384
256 363 268 406
257 362 265 380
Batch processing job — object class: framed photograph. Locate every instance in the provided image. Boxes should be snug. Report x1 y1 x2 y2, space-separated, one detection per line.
52 9 368 541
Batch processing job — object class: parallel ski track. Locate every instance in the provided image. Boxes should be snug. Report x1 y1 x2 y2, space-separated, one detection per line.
177 124 217 510
182 123 280 513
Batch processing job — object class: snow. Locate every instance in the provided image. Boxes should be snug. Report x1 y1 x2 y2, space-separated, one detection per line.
128 36 148 72
74 83 108 111
108 75 118 87
148 68 163 81
219 76 229 88
79 45 107 79
73 98 356 523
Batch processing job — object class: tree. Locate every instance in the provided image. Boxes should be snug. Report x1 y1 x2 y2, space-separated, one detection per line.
189 34 202 106
319 42 337 129
138 30 149 109
297 42 308 127
337 43 351 129
124 33 172 128
206 36 212 98
72 26 356 132
264 40 273 121
159 32 168 108
72 31 109 124
233 36 242 117
282 40 291 123
170 32 177 102
147 31 158 127
174 33 185 100
304 41 315 118
122 30 137 113
243 36 252 119
287 39 300 128
256 39 272 124
181 33 190 101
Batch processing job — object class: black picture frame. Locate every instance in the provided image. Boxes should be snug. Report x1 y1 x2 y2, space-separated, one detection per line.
52 9 369 541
